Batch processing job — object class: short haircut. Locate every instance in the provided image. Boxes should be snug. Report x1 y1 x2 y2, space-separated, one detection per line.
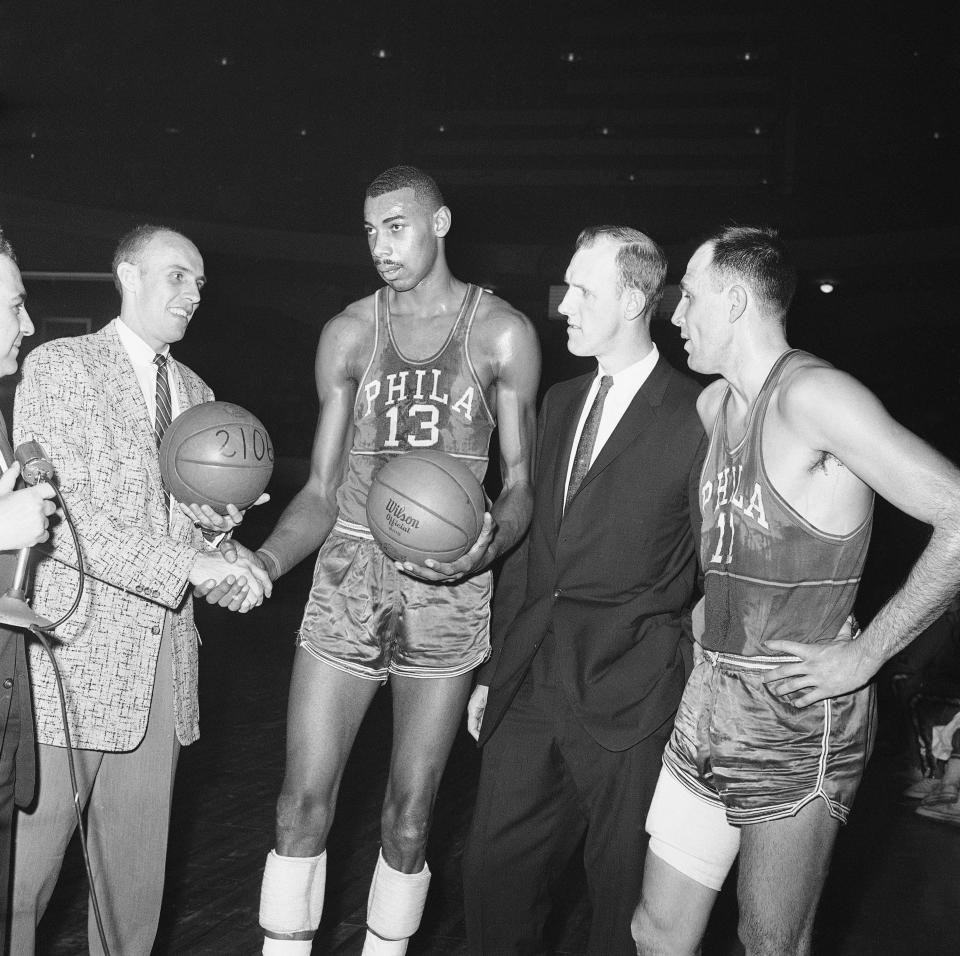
111 224 181 293
0 226 18 265
365 165 445 213
576 225 668 317
705 225 796 318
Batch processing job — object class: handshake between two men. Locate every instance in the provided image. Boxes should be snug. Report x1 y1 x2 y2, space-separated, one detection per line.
182 498 274 615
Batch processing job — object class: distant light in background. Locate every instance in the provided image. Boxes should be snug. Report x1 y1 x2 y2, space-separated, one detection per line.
599 126 611 136
165 127 181 135
30 130 37 140
437 124 446 133
752 125 763 136
933 131 941 140
819 282 835 294
219 56 230 67
299 128 308 137
562 52 579 63
373 48 390 59
740 51 754 62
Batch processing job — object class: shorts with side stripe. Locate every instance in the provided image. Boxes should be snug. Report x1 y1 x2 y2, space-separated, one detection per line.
297 522 491 682
661 650 876 825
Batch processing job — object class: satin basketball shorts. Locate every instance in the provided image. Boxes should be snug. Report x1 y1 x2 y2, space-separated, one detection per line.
297 523 491 681
661 650 876 825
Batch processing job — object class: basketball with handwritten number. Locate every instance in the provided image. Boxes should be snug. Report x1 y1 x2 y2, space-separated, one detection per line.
365 449 485 565
159 401 274 514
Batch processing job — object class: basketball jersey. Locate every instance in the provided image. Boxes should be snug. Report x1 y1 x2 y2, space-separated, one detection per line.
700 349 873 656
336 284 496 529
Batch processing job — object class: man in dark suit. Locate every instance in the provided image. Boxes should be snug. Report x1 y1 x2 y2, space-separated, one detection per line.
0 228 58 954
462 225 706 955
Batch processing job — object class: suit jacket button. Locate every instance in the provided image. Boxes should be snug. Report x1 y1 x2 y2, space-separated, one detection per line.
2 678 12 689
151 625 161 635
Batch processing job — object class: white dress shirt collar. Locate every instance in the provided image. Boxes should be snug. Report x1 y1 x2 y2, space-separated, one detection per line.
564 345 660 499
114 317 180 419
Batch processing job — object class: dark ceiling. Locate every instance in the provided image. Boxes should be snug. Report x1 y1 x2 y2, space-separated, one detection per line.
1 0 956 252
0 0 958 509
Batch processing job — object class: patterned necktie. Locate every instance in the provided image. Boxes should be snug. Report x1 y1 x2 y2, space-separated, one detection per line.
153 353 172 449
565 375 613 509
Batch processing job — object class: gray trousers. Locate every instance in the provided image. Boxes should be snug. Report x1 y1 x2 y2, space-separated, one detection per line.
10 618 180 956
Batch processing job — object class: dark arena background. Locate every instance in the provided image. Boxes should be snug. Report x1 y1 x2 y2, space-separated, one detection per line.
2 1 959 953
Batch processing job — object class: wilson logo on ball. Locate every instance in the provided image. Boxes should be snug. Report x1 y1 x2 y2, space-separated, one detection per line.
366 449 485 565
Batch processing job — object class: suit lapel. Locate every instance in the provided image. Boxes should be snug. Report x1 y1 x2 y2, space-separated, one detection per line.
565 357 672 506
170 357 203 414
551 375 594 531
167 359 205 541
100 325 167 519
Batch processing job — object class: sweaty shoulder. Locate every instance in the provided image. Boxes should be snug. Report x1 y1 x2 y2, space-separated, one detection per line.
775 356 857 423
318 294 377 375
470 291 534 345
467 291 539 374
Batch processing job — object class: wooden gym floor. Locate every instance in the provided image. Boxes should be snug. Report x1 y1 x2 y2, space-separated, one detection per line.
31 510 960 955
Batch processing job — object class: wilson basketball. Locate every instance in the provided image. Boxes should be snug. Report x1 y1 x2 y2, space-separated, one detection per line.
365 449 485 565
159 401 274 514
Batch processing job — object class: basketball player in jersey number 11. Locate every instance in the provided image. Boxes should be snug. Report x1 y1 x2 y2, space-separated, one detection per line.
208 166 540 955
632 226 960 956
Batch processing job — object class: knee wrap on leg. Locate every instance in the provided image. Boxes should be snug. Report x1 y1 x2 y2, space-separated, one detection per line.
259 849 326 936
365 849 431 942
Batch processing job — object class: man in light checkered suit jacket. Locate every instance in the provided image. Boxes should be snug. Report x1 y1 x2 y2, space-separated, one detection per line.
9 226 271 956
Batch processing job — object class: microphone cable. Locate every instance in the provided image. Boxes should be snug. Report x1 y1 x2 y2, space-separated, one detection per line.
27 482 111 956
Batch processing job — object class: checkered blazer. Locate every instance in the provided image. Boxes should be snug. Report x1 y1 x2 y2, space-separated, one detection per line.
14 319 214 751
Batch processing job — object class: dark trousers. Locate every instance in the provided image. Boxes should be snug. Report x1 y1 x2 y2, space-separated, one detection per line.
463 672 671 956
0 663 21 956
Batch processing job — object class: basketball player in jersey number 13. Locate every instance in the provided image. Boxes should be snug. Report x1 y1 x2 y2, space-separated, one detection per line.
227 166 540 955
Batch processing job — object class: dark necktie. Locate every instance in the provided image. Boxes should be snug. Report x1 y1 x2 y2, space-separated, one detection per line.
153 353 172 449
565 375 613 509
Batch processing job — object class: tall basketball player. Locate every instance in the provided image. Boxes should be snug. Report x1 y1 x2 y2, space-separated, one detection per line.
246 166 539 954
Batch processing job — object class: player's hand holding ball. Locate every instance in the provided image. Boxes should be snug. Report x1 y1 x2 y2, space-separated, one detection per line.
403 512 495 583
365 449 493 582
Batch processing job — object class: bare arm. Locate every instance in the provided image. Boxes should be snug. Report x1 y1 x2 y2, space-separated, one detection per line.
253 312 363 580
764 367 960 704
478 308 541 563
410 305 541 582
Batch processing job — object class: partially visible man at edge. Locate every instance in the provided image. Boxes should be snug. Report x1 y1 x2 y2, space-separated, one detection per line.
0 227 58 954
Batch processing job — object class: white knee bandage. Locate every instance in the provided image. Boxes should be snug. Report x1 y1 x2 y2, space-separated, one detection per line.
363 849 431 949
259 849 326 937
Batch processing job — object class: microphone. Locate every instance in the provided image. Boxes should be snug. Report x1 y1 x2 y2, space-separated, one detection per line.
16 440 56 486
0 441 55 630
